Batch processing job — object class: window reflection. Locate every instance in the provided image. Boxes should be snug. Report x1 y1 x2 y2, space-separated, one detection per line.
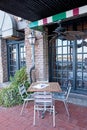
83 46 87 52
62 40 67 46
57 47 62 54
77 47 82 53
77 40 82 53
83 54 87 60
77 54 82 61
63 47 67 54
62 55 67 60
56 39 62 46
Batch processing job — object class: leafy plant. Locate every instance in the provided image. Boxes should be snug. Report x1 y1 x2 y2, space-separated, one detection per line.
10 67 28 87
0 67 30 107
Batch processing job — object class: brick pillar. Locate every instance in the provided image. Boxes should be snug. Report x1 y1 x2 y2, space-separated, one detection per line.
35 31 49 81
25 27 49 83
0 39 8 83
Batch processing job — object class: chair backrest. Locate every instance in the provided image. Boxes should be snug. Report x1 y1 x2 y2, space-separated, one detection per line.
65 85 71 100
18 84 28 100
52 81 71 101
34 92 53 107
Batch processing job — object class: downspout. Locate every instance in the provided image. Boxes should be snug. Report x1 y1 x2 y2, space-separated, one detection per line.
29 44 35 84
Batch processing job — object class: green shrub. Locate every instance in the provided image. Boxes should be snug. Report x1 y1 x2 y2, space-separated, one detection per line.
0 67 30 107
10 67 29 87
0 86 22 107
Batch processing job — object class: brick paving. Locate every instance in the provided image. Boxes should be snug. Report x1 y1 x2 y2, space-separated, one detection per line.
0 101 87 130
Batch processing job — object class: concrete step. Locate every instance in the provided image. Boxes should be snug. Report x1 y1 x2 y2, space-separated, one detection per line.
68 93 87 107
0 82 10 88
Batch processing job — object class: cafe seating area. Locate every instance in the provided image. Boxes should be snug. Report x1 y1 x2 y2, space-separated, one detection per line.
0 81 86 129
0 101 87 130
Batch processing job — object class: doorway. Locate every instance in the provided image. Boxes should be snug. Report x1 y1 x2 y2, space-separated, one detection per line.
7 40 26 79
49 38 87 94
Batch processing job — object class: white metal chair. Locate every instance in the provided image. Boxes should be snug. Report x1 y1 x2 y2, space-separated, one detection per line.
33 92 55 127
18 84 34 115
53 83 71 117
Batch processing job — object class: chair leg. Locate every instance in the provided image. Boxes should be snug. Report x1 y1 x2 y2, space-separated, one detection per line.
20 100 26 115
25 100 28 108
53 106 55 127
64 101 69 117
33 105 36 126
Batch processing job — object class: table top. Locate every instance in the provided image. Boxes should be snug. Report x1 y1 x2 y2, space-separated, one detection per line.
27 82 62 92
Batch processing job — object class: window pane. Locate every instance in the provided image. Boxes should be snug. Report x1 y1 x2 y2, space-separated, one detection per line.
63 47 67 54
77 54 82 61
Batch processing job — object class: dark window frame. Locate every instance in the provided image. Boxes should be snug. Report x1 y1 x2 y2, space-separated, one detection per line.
7 40 26 79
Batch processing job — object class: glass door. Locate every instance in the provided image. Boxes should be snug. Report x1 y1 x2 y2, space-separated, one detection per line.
8 44 17 77
19 44 26 68
49 39 73 89
7 41 26 79
49 38 87 93
49 17 87 94
76 39 87 91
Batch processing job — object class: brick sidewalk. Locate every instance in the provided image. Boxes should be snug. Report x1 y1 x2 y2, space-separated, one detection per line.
0 101 87 130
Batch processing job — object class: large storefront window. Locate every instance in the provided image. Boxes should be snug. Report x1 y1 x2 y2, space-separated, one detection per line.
7 41 26 79
49 39 73 87
49 17 87 94
76 39 87 91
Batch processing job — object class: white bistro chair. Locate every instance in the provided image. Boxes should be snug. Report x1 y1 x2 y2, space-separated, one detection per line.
18 84 34 115
53 83 71 117
33 92 55 127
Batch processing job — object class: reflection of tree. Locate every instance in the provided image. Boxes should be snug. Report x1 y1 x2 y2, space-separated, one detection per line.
77 41 87 48
71 41 87 48
85 58 87 66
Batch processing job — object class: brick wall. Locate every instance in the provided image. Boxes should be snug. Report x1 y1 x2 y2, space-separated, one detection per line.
0 26 49 83
0 14 49 83
25 28 49 82
0 39 8 83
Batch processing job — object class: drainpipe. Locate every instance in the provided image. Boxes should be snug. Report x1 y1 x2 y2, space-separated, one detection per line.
29 44 35 84
28 30 36 84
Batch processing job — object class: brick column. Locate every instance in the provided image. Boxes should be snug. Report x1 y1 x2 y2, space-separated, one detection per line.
25 28 49 82
35 31 49 81
0 39 8 83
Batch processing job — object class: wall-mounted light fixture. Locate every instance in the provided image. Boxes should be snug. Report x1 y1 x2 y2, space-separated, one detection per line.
28 30 36 45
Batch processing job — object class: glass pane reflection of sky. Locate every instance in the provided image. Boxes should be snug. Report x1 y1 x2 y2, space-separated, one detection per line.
56 38 87 63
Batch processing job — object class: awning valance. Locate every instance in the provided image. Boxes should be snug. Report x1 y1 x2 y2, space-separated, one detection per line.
29 5 87 31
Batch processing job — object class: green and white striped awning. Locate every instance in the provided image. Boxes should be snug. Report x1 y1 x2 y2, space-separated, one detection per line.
29 5 87 30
